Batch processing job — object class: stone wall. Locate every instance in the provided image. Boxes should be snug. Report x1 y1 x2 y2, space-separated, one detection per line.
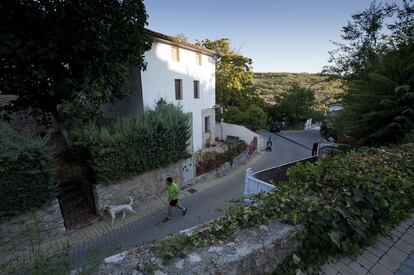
0 199 65 264
94 159 194 214
97 220 299 275
194 152 251 185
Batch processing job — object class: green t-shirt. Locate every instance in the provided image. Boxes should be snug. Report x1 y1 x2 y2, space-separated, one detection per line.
166 182 179 200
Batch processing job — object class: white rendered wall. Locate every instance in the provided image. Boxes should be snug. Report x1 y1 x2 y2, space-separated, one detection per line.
141 41 216 151
215 122 265 150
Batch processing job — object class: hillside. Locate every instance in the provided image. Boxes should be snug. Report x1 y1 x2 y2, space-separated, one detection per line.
253 72 344 106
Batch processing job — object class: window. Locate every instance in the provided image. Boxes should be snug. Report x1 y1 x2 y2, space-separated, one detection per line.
175 79 183 100
43 112 55 130
196 53 202 65
193 80 200 99
205 116 210 133
171 47 180 62
15 111 30 121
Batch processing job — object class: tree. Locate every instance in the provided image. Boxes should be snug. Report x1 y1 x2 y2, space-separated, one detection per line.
243 105 268 130
270 85 317 125
0 0 151 124
323 2 392 81
325 0 414 146
387 0 414 46
222 105 267 130
173 33 188 43
337 43 414 146
223 106 244 125
196 38 254 108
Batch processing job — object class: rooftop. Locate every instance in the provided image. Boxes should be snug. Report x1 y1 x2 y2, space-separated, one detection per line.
145 29 217 57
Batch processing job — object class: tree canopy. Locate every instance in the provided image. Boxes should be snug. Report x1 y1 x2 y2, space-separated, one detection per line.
0 0 151 122
326 0 414 146
267 85 318 126
196 38 255 108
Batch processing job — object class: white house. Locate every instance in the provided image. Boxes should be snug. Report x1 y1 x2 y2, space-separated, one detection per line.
104 29 217 152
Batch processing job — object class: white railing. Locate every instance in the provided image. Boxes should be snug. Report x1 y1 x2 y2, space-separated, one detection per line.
244 168 275 203
244 156 318 203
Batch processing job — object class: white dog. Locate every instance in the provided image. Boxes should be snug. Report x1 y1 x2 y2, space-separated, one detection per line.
103 196 137 225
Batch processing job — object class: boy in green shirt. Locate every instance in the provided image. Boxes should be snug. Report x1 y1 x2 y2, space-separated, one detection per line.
163 177 187 222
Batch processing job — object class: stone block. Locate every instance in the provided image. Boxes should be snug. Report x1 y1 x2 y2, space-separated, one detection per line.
377 236 395 248
320 263 338 275
402 234 414 246
339 256 352 264
356 254 375 270
348 261 368 275
367 244 386 258
387 247 408 263
379 254 401 272
370 263 393 275
332 261 358 275
360 251 379 266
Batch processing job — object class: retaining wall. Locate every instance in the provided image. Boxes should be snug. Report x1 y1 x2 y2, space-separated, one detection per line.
98 219 299 275
94 159 193 214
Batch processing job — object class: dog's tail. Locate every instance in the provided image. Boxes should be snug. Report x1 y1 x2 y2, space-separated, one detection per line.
129 196 134 205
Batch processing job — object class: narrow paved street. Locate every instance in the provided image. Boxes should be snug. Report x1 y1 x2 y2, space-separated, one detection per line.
19 130 320 273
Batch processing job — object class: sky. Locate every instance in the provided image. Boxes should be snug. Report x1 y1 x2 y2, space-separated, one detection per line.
144 0 394 73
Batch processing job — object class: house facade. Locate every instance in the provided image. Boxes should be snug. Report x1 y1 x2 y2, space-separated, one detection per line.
104 29 217 151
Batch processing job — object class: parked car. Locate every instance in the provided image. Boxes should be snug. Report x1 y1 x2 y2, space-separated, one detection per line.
269 122 281 133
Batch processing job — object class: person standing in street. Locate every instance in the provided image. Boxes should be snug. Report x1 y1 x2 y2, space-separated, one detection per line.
312 142 319 156
163 177 187 222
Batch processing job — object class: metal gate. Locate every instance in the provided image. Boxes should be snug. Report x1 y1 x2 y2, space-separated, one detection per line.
57 164 97 229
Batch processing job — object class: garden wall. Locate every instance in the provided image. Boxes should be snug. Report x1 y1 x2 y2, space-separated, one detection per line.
0 199 65 264
94 158 194 214
215 122 265 150
195 152 251 185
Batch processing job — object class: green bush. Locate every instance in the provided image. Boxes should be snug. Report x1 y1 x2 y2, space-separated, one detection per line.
275 144 414 272
223 105 267 130
0 122 56 217
243 105 267 130
71 103 191 184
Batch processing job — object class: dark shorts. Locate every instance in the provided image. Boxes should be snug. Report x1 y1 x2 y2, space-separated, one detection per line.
169 199 178 206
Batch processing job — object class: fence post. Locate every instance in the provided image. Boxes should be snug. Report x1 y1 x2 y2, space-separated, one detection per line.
244 168 253 197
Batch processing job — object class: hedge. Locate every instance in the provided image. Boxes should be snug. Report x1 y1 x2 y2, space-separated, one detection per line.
153 144 414 270
0 122 56 217
72 103 191 184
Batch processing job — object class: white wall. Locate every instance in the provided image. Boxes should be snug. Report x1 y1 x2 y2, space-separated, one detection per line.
141 41 216 151
216 122 265 149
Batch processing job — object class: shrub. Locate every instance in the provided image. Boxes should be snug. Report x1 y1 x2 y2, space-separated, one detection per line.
223 106 244 125
223 105 267 130
71 103 191 184
0 122 56 217
243 105 267 130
